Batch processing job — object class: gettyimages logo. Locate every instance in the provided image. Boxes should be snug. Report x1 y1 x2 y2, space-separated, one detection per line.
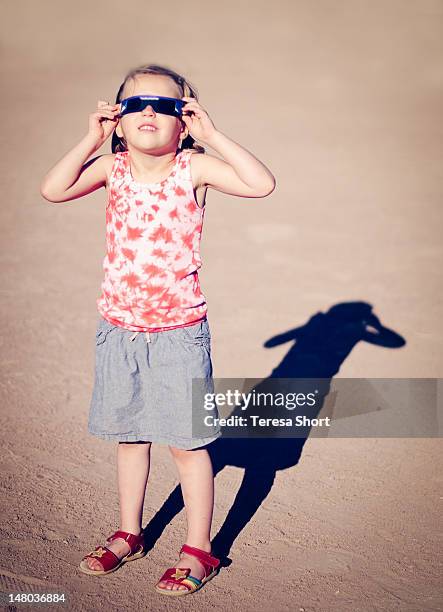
191 378 442 439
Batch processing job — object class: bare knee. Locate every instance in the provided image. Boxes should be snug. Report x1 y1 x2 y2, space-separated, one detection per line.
168 446 208 462
169 445 199 459
169 445 190 458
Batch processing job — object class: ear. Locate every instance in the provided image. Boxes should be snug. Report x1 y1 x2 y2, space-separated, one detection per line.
179 121 189 143
116 122 124 139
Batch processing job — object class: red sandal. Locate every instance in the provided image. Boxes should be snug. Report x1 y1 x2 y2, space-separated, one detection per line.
155 544 220 596
79 529 146 576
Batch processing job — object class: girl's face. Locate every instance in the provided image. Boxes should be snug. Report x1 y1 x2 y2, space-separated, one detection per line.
115 74 187 152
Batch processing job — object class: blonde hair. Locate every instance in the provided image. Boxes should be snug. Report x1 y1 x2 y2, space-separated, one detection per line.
111 63 205 154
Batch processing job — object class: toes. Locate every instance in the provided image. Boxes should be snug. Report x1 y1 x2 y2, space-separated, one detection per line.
88 559 103 571
157 580 175 591
157 579 188 592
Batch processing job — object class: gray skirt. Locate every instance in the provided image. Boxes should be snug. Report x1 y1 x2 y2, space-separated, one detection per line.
88 315 221 450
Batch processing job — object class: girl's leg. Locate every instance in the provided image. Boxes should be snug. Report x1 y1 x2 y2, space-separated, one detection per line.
157 446 214 591
86 441 151 571
118 441 152 533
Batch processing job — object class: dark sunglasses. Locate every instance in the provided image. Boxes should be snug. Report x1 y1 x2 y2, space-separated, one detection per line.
118 95 185 118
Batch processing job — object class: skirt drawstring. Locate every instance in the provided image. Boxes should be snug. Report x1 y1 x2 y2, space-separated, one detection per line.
129 331 151 343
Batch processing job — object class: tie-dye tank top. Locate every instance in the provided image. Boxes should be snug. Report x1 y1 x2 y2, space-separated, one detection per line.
96 148 208 332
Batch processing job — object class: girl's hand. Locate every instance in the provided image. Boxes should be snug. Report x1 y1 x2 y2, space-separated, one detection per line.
88 100 120 147
180 97 217 143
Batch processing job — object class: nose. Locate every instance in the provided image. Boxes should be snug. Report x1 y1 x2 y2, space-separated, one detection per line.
142 104 156 116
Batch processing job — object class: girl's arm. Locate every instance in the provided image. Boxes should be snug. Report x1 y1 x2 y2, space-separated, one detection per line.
40 135 111 203
198 130 276 198
40 101 120 203
180 97 276 198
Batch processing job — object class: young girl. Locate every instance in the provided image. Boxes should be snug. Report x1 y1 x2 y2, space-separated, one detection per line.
40 63 275 596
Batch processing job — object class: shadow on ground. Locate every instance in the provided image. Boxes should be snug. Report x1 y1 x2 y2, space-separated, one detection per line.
142 300 405 565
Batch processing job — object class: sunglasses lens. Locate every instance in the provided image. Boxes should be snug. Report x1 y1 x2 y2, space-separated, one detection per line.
121 97 144 114
154 99 173 115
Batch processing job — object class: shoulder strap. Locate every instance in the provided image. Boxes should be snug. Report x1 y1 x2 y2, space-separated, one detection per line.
108 151 126 185
176 148 196 186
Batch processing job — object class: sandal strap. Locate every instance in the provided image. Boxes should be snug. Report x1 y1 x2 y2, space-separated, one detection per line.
106 529 144 553
158 567 201 591
179 544 220 574
84 546 121 572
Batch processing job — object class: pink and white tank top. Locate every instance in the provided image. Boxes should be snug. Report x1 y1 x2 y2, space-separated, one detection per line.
96 148 208 332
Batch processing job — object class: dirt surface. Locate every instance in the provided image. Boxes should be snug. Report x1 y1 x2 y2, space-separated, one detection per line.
1 1 442 611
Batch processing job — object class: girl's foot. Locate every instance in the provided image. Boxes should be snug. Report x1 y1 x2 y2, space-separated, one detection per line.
85 537 131 572
156 543 212 592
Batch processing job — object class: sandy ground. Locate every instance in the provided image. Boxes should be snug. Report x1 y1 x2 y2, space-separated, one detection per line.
1 1 442 610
